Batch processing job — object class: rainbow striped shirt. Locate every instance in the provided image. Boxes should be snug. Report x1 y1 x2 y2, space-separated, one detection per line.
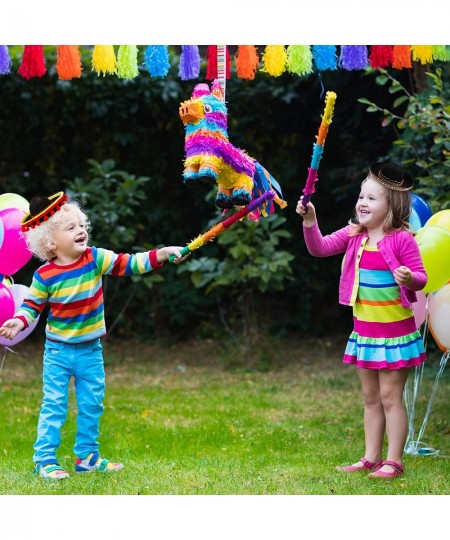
15 247 162 344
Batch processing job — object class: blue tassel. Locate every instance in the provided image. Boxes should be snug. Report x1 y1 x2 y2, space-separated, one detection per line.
178 45 200 80
312 46 337 71
0 45 11 75
143 45 170 77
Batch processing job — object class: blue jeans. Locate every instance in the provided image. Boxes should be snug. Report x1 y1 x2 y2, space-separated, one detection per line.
33 339 105 464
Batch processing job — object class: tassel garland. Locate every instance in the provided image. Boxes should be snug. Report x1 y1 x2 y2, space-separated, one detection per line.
369 45 393 69
287 45 313 76
56 46 82 80
312 45 337 71
92 45 117 76
235 45 259 79
392 46 412 69
411 46 433 64
261 45 287 77
117 45 139 79
178 46 201 80
144 45 170 77
339 46 368 70
18 45 46 79
0 45 11 74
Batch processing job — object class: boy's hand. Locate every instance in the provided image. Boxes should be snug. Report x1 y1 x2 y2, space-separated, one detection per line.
156 246 190 264
296 197 317 227
0 318 25 340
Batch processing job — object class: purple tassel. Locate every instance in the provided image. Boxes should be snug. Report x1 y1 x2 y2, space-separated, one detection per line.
312 45 337 71
178 45 200 80
339 46 368 70
0 45 11 75
143 45 170 77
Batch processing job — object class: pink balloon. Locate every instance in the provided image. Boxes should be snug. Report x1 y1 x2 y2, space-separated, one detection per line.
0 282 15 325
0 283 40 347
0 207 33 275
412 290 428 329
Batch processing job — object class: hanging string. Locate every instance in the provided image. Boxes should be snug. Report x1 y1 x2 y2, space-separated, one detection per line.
217 45 226 98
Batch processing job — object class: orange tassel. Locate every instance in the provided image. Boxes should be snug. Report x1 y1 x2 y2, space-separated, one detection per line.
392 46 412 69
235 45 259 80
56 46 82 80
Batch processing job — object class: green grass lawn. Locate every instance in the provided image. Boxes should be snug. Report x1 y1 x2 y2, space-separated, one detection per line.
1 335 449 496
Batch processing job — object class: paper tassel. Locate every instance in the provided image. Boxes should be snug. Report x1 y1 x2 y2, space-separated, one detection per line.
56 46 82 80
431 45 449 62
178 45 201 80
18 45 46 79
205 45 231 80
286 45 313 76
392 46 412 69
411 46 433 64
368 45 393 69
312 45 337 71
0 45 11 74
339 46 368 70
261 45 287 77
144 45 170 77
117 45 139 79
92 45 117 76
235 45 259 79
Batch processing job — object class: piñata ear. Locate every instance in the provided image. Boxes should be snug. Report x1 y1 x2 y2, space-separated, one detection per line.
211 79 224 100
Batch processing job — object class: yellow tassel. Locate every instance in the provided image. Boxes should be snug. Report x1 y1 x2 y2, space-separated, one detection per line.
261 45 287 77
187 235 205 251
411 45 433 64
92 45 117 76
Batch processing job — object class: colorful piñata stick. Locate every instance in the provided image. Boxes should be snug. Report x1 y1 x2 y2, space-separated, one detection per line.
169 190 276 263
301 90 336 210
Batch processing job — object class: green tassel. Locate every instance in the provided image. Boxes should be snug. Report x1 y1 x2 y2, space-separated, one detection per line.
286 45 313 76
117 45 139 79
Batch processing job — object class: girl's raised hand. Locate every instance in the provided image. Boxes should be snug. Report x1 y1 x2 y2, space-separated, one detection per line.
296 197 317 226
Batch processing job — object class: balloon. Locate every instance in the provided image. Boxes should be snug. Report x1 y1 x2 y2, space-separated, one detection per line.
412 290 428 329
0 282 15 325
0 217 3 250
428 282 450 352
0 207 33 275
0 193 30 214
425 209 450 234
409 207 422 233
0 283 40 347
411 193 432 227
415 225 450 293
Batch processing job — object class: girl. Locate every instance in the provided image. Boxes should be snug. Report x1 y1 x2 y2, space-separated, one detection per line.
296 162 427 479
0 192 188 480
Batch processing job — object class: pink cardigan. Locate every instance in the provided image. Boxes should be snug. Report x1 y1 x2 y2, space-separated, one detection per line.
303 222 427 308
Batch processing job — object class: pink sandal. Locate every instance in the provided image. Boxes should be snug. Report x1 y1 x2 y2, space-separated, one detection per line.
336 457 383 473
368 460 404 479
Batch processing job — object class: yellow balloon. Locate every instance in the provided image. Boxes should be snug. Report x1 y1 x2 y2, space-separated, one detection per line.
425 209 450 234
415 225 450 293
0 193 30 213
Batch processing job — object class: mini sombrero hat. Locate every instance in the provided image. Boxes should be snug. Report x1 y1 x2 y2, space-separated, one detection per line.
368 162 414 192
21 191 68 232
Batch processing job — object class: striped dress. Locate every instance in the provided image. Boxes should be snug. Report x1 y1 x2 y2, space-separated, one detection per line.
343 244 427 370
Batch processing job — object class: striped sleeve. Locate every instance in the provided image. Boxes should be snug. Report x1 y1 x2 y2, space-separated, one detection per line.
91 246 162 276
15 271 49 328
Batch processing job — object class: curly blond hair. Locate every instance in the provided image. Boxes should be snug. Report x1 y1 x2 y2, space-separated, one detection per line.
24 200 91 261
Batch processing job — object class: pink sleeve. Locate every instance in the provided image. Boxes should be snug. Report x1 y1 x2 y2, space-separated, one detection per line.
303 222 352 257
